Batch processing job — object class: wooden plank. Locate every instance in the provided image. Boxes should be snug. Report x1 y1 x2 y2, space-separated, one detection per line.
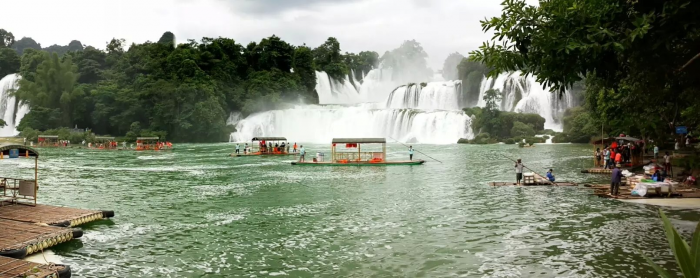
0 219 75 258
0 256 68 278
0 204 109 227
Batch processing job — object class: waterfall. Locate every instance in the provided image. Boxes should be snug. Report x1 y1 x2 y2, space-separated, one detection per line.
314 71 362 104
230 105 473 144
0 74 28 137
385 81 461 110
475 71 578 131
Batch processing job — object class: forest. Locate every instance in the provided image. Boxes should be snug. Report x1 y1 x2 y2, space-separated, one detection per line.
0 30 384 142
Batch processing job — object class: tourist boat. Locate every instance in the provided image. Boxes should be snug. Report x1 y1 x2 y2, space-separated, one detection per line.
233 137 294 156
136 137 172 151
36 135 61 147
291 138 425 166
582 136 645 174
90 136 118 150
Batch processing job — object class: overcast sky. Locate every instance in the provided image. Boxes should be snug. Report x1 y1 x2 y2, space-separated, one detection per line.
1 0 509 69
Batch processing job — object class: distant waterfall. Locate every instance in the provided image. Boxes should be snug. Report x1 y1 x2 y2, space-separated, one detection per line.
0 74 28 137
475 71 578 131
385 81 461 110
230 105 473 144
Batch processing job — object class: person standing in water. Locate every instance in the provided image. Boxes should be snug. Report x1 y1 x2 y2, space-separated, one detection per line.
515 159 524 185
299 145 306 162
408 146 414 161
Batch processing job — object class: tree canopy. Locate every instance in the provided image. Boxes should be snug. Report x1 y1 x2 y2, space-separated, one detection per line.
471 0 700 141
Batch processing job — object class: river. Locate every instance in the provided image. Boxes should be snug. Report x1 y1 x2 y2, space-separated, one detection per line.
1 143 695 277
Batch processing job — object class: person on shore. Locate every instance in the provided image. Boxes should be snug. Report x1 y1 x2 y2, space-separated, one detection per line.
546 169 556 182
293 143 297 153
614 150 622 166
611 164 623 196
664 151 672 173
299 145 306 162
515 159 524 185
408 146 414 161
595 148 601 167
653 144 659 160
603 147 611 169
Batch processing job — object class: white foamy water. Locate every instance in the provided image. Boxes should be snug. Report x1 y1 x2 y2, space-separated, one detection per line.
0 74 29 137
385 81 461 110
476 71 578 131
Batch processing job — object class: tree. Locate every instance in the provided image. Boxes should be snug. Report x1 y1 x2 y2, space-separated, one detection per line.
442 52 464 80
43 40 84 56
470 0 700 140
11 37 41 55
158 31 176 47
0 29 14 48
313 37 348 80
0 48 20 78
293 46 317 102
510 121 536 137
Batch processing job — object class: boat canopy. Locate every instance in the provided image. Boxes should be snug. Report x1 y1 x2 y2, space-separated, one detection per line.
332 138 386 144
38 135 59 138
95 136 115 140
252 137 287 141
137 137 159 140
591 137 642 145
0 144 39 157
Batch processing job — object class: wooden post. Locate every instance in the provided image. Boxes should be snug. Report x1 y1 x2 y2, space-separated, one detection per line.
358 143 361 162
382 143 386 161
34 156 38 206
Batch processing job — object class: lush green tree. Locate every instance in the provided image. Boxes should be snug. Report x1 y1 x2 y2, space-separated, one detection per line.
471 0 700 140
43 40 84 56
0 29 14 48
11 37 42 55
457 58 489 106
442 52 464 80
18 49 49 82
0 119 5 128
0 47 20 78
313 37 348 80
158 31 176 47
293 46 318 102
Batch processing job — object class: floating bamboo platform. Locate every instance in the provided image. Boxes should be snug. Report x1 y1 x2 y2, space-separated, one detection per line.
581 168 614 174
0 219 80 259
0 203 114 227
489 182 577 186
0 256 70 278
291 160 426 166
232 152 295 157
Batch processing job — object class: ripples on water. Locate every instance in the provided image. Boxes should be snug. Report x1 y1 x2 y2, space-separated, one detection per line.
0 144 694 277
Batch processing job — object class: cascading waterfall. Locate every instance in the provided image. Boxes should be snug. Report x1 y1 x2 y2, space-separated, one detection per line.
385 81 461 110
0 74 28 137
231 68 473 144
230 105 472 144
476 71 578 131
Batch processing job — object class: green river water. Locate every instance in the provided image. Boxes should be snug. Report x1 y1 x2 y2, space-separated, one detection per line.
1 143 698 277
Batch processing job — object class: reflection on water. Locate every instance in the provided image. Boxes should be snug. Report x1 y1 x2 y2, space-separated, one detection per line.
0 143 693 277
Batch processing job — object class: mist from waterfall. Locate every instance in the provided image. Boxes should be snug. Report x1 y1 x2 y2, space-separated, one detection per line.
0 74 29 137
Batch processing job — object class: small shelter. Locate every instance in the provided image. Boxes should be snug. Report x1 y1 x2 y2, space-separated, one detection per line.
251 137 288 154
37 135 59 147
331 138 387 163
93 136 117 149
136 137 159 151
0 144 39 206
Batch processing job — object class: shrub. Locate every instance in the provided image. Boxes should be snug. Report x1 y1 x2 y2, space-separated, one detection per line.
504 138 515 144
511 121 536 137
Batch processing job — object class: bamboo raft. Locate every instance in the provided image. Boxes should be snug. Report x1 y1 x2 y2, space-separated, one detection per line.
0 256 70 278
292 160 426 166
0 203 114 227
490 172 576 186
0 219 81 259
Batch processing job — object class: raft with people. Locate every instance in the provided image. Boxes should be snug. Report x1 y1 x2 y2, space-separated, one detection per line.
290 138 425 166
135 137 173 151
231 137 296 157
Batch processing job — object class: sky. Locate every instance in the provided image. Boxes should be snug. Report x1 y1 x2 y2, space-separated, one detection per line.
0 0 508 69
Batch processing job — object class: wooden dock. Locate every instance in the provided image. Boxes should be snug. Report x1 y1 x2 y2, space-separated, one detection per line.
0 219 79 259
0 256 70 278
0 204 113 227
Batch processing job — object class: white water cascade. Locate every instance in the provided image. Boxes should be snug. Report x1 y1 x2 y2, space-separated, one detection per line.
231 69 473 144
476 71 578 131
0 74 29 137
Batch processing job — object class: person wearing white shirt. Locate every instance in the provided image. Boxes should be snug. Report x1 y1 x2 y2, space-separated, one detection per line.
515 159 524 185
